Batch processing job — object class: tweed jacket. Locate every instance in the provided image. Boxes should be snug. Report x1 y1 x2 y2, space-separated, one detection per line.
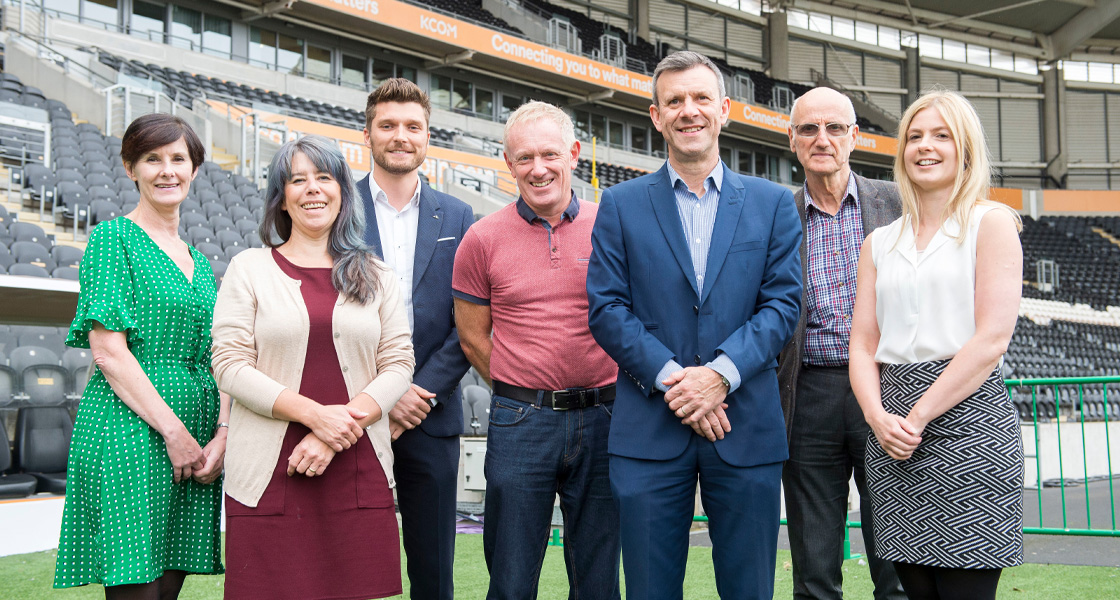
212 247 415 507
777 174 901 438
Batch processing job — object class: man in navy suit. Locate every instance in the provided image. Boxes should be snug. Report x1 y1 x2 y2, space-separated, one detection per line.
358 78 474 600
587 51 803 599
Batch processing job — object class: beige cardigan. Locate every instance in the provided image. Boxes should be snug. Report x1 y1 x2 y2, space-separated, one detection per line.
212 247 414 507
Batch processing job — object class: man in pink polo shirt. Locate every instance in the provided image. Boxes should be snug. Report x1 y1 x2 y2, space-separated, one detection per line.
453 101 621 600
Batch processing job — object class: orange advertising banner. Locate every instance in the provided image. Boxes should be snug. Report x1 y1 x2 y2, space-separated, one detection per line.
302 0 899 157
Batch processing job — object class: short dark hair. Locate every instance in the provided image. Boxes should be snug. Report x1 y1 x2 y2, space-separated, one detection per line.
364 78 431 131
120 113 205 170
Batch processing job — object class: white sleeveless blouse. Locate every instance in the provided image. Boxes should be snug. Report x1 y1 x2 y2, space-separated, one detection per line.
869 204 997 364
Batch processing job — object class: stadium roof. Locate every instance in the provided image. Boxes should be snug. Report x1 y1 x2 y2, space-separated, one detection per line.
799 0 1120 59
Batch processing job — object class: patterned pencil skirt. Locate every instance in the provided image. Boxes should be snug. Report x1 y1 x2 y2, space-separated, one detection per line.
866 359 1024 569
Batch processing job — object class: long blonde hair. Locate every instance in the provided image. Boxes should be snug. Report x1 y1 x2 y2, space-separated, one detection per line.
893 89 1021 242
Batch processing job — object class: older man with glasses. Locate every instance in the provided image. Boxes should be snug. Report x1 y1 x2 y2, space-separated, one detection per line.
777 86 907 600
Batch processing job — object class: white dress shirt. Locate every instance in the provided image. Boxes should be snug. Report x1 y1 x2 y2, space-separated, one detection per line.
368 171 421 332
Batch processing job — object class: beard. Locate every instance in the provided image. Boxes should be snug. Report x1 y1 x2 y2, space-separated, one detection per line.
373 145 425 176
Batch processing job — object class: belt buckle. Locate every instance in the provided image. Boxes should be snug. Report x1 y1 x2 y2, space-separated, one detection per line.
550 389 571 411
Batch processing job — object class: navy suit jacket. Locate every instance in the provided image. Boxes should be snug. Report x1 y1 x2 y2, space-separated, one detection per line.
359 178 475 437
587 162 803 467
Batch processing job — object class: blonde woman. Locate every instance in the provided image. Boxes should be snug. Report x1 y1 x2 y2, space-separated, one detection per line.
849 90 1024 600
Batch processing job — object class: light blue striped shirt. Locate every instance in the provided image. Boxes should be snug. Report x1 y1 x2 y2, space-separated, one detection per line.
667 160 723 293
655 161 741 394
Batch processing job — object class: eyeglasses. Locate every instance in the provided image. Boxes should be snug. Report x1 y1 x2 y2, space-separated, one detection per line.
793 122 855 138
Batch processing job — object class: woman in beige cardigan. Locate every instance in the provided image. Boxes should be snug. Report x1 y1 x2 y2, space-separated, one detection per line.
212 135 414 600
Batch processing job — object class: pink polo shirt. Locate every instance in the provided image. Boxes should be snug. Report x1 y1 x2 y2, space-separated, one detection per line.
452 197 616 391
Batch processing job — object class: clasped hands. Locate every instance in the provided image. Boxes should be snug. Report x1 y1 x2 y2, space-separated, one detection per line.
868 410 925 461
288 402 375 478
165 424 225 485
663 366 731 442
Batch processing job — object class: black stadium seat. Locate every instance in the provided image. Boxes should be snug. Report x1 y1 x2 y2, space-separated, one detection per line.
16 407 73 494
0 426 37 499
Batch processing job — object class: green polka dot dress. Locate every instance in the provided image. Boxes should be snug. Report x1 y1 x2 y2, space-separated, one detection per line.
54 217 224 589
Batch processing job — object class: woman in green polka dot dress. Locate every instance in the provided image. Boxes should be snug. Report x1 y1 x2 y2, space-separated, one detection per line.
54 114 227 599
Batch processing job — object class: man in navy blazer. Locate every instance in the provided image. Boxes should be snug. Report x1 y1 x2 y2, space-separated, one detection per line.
358 79 474 600
587 52 803 599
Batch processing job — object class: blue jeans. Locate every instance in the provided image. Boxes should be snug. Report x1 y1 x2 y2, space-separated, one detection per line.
482 393 621 600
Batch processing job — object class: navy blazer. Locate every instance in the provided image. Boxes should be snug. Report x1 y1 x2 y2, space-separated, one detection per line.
587 162 803 467
359 178 475 437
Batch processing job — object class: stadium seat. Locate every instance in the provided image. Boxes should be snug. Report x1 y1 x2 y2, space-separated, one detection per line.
7 263 50 278
9 346 68 407
16 407 73 494
0 426 37 499
62 348 93 402
11 241 56 270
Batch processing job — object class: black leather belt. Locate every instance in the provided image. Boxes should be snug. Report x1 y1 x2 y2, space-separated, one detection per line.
492 380 615 410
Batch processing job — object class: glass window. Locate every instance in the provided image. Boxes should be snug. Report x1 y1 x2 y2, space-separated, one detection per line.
832 17 854 40
630 125 648 153
83 0 118 26
451 79 472 112
787 10 809 30
1016 56 1038 75
170 5 202 51
398 66 417 83
430 74 452 108
44 0 80 20
1063 61 1088 81
966 44 990 67
203 15 232 58
754 152 768 178
590 114 607 143
341 55 366 90
1089 62 1114 84
737 150 752 175
942 39 966 63
790 161 804 185
855 21 877 46
879 27 900 50
740 0 762 15
277 33 304 75
808 13 831 35
475 88 495 120
918 34 941 59
306 44 331 82
991 49 1014 72
609 120 624 148
371 58 394 86
899 30 917 49
719 146 732 166
501 93 522 122
249 28 277 69
130 1 164 42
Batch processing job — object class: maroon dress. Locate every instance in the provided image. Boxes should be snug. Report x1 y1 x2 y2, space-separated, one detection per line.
224 250 401 600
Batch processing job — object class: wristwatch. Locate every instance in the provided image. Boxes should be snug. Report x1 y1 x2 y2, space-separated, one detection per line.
719 375 731 390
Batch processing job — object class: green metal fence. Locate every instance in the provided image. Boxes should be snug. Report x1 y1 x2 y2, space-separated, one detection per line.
1006 375 1120 537
687 375 1120 550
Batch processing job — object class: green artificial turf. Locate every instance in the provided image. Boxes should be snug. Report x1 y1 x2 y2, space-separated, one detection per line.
2 534 1118 599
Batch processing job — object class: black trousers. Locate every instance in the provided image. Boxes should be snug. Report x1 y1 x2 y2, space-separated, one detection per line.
393 427 461 600
781 365 905 600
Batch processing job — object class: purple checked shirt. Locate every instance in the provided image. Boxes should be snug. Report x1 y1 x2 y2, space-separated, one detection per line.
803 174 863 367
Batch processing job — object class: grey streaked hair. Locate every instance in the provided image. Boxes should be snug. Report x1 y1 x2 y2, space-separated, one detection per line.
503 101 577 153
651 51 727 106
259 135 383 304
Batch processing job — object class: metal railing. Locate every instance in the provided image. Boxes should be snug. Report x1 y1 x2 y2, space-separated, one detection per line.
687 375 1120 551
